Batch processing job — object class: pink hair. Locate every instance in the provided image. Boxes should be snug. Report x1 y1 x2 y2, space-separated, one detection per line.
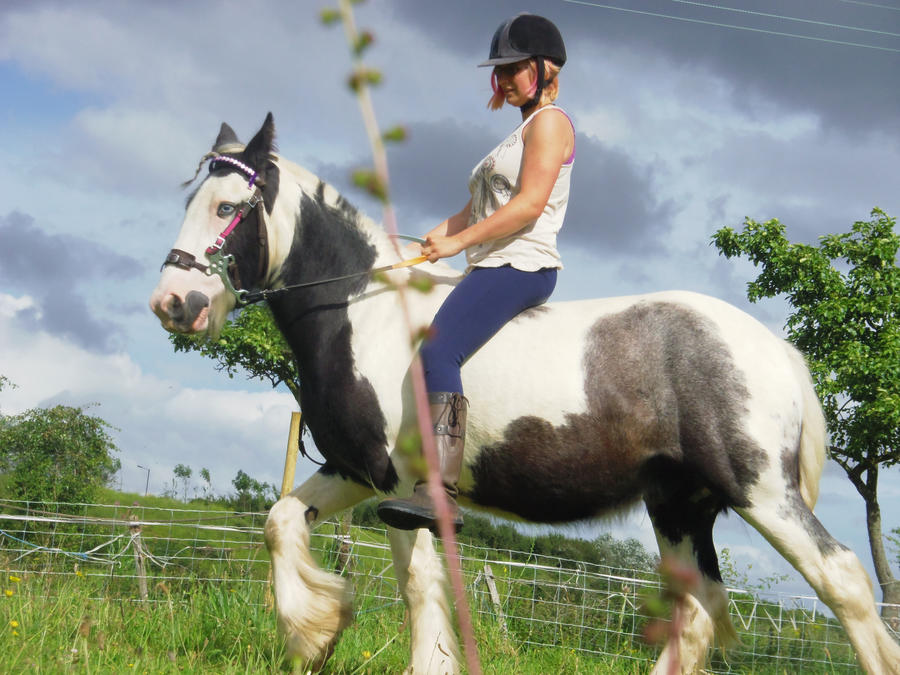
488 72 506 110
487 60 540 110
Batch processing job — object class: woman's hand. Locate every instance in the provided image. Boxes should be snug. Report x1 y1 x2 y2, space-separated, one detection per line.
423 233 466 262
402 240 423 258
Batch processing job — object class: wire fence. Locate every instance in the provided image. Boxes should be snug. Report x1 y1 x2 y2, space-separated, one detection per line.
1 499 897 672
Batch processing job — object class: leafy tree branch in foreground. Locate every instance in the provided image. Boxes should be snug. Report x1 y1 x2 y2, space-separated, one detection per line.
170 304 301 405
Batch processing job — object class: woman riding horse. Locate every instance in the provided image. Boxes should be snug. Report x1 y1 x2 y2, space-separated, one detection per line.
378 13 577 533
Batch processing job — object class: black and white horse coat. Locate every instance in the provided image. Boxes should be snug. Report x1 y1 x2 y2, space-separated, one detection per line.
150 115 900 674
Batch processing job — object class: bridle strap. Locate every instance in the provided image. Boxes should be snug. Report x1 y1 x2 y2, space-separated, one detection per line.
162 155 270 298
205 187 264 258
162 248 209 274
163 150 428 307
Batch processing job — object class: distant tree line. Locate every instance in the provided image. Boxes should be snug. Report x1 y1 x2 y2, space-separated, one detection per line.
161 464 278 513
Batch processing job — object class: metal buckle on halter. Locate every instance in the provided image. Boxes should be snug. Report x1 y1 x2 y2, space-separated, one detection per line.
161 250 182 271
205 248 249 306
209 235 227 252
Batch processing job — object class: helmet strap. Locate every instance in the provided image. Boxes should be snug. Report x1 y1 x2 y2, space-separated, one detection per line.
520 56 546 114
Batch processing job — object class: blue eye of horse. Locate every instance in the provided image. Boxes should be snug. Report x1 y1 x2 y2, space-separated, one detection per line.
217 203 236 218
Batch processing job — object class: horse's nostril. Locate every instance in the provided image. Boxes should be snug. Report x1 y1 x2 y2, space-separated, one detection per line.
186 291 210 318
167 294 185 322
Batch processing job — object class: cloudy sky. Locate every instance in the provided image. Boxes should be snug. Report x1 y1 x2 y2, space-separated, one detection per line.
1 0 898 596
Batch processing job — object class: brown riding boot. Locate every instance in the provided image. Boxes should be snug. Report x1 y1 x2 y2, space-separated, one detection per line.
377 392 467 533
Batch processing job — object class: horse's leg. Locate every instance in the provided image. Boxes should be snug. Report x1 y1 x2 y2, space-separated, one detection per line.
736 491 900 675
645 490 738 675
386 527 461 675
264 469 373 668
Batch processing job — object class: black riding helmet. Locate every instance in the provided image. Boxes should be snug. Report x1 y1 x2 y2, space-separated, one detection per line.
480 13 567 67
479 14 566 112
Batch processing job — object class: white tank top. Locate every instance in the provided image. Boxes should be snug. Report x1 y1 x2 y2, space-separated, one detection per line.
465 104 574 271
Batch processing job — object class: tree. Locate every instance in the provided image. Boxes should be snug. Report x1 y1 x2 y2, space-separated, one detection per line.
170 304 301 404
713 208 899 611
0 404 121 504
173 463 192 502
231 469 277 512
889 527 900 570
200 467 212 502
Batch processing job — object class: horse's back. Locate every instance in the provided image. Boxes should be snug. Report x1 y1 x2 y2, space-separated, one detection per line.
463 289 793 419
459 289 805 521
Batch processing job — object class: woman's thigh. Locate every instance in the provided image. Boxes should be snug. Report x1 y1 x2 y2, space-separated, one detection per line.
422 266 556 389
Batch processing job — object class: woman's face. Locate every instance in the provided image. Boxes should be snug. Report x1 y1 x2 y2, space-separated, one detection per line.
493 59 535 107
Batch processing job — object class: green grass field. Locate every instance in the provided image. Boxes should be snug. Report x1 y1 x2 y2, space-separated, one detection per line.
0 492 868 673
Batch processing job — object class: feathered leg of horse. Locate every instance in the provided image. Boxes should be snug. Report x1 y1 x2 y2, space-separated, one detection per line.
646 506 737 674
731 346 900 674
264 471 372 668
387 528 462 674
736 500 900 674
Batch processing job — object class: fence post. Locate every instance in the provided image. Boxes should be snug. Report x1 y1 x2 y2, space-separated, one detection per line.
129 515 148 602
280 412 302 498
336 510 353 574
267 412 304 611
484 564 508 637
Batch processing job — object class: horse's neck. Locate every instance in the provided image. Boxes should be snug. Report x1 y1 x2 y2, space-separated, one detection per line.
266 168 430 390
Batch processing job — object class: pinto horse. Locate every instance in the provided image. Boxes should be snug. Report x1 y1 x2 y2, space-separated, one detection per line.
150 114 900 674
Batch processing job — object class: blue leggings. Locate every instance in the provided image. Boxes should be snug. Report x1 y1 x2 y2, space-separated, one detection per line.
421 265 557 393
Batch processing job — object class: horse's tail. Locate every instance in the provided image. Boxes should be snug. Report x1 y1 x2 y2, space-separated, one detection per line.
784 341 827 510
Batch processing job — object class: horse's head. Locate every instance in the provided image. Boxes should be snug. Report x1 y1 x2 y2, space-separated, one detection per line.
150 113 280 338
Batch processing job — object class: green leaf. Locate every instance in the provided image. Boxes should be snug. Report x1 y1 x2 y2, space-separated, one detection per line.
382 125 407 143
319 8 341 25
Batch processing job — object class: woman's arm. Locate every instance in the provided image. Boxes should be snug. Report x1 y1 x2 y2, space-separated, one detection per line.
424 198 473 240
424 110 574 262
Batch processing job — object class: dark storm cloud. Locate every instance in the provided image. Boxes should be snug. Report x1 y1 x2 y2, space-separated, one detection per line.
315 119 673 253
385 120 499 223
386 0 900 136
0 211 141 352
565 134 675 253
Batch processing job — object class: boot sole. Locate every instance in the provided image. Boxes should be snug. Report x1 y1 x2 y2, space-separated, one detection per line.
377 501 463 533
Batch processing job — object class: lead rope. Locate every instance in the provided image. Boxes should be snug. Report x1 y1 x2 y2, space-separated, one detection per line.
295 416 325 467
240 252 428 305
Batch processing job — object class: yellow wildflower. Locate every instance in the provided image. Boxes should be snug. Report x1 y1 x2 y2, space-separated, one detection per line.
4 589 13 597
12 631 19 637
363 650 372 659
9 576 21 583
9 620 18 628
75 570 84 578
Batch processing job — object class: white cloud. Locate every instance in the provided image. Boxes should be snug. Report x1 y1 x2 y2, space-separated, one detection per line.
0 294 36 319
0 293 301 496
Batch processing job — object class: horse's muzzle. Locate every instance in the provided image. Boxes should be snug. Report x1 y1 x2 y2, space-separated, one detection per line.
150 290 210 334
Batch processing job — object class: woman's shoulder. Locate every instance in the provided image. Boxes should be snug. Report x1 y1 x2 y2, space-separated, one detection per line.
523 105 575 143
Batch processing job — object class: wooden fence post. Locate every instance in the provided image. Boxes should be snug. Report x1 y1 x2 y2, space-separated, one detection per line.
267 411 304 610
280 412 302 499
336 510 353 574
129 515 148 602
484 564 508 637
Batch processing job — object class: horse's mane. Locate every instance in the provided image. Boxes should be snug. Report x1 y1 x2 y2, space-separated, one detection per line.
276 155 463 284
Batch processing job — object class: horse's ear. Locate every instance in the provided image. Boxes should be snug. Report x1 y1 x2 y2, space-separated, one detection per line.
243 112 276 170
213 123 242 153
